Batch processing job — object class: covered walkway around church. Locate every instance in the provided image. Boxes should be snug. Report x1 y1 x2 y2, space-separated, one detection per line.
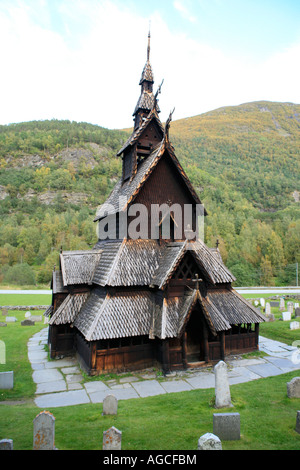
29 327 300 408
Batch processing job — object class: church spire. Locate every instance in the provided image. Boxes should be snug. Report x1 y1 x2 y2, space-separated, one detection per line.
147 28 150 61
133 30 158 129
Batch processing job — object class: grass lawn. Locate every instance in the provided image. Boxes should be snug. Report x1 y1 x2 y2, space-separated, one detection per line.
1 292 300 450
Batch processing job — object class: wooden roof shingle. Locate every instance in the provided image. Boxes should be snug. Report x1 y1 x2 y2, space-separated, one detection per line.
60 250 102 286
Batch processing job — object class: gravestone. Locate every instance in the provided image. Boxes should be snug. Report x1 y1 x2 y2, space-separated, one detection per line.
295 307 300 318
5 317 17 323
213 413 240 440
279 298 285 311
296 411 300 434
214 361 232 408
2 308 8 316
30 315 43 322
254 300 259 306
287 302 294 314
21 319 35 326
102 394 118 415
260 298 265 308
290 321 300 330
287 377 300 398
0 371 13 389
197 433 222 450
0 340 5 364
265 302 271 316
25 312 31 318
33 411 56 450
0 322 7 327
282 311 291 321
294 303 299 309
0 439 13 450
103 426 122 450
267 314 275 322
270 301 279 307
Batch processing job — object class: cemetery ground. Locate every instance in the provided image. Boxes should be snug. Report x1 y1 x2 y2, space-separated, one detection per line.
0 293 300 450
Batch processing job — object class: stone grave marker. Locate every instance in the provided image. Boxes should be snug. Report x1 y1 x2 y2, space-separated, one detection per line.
2 307 8 316
33 411 56 450
30 315 43 322
296 411 300 434
0 371 13 389
102 394 118 415
103 426 122 450
260 298 265 308
214 360 232 408
197 433 222 450
0 439 13 450
25 312 31 318
5 317 17 323
279 298 285 311
265 302 271 316
287 377 300 398
282 311 291 321
295 307 300 318
213 413 240 440
294 303 299 309
0 322 7 327
254 300 259 306
287 302 294 314
21 319 35 326
270 301 279 307
290 321 300 330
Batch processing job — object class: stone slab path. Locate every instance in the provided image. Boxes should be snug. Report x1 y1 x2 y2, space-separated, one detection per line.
29 328 300 408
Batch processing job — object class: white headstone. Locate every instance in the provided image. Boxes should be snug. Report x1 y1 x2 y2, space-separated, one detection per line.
279 298 285 311
265 302 271 316
287 302 294 314
282 311 292 321
290 321 300 330
260 298 265 307
294 303 299 309
25 312 31 318
214 361 232 408
254 300 259 306
5 317 17 323
197 433 222 450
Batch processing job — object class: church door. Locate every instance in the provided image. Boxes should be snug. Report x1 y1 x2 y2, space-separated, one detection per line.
184 308 208 364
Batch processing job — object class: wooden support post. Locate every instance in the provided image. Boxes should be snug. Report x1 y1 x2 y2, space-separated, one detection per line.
203 324 209 363
182 332 188 369
161 340 170 373
220 331 225 361
91 342 97 372
255 323 259 350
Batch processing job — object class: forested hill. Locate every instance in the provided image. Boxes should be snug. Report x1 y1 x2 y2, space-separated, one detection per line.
170 101 300 212
0 101 299 287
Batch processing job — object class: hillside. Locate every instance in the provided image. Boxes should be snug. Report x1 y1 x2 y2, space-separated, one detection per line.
0 102 299 287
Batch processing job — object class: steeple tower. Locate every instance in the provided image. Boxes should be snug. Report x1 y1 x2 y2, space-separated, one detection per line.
133 31 159 129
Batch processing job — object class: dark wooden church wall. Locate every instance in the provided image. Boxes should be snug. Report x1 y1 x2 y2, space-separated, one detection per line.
49 324 75 358
130 154 197 240
89 336 159 374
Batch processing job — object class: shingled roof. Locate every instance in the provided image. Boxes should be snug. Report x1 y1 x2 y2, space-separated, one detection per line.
74 289 154 341
49 292 90 326
60 250 102 286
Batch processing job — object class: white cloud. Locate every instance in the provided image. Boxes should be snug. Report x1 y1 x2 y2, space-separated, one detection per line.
0 0 299 129
173 1 197 23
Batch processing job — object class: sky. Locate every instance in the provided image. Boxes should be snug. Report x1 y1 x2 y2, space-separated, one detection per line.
0 0 299 129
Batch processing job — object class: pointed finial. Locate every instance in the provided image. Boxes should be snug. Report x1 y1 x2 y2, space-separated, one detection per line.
147 25 151 61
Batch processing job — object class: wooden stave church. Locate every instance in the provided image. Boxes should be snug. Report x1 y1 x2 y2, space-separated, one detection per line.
46 33 265 375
